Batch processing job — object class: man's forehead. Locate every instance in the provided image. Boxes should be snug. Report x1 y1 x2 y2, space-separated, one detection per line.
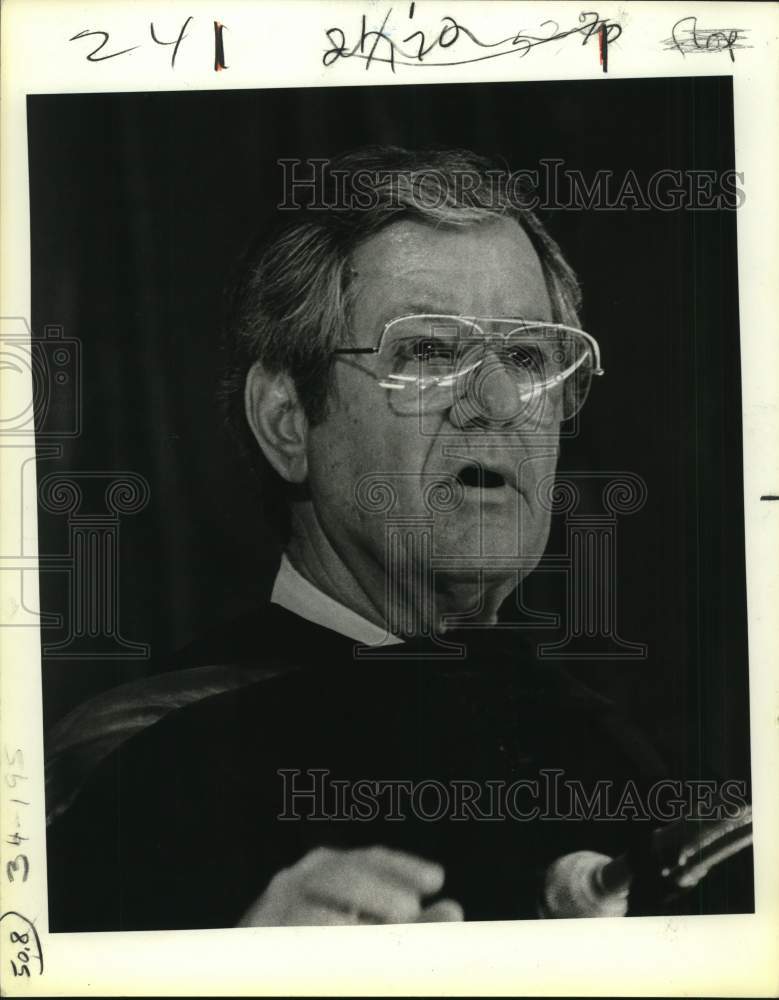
349 216 540 276
348 216 551 319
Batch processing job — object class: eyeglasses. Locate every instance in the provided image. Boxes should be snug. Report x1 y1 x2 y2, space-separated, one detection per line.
333 314 604 423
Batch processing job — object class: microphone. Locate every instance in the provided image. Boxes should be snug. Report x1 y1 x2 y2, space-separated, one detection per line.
541 805 753 918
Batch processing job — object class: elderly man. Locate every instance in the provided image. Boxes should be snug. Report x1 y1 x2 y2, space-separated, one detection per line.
46 147 746 930
226 146 586 643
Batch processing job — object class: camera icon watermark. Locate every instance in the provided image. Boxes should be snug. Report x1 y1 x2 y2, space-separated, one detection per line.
0 317 82 438
1 317 149 657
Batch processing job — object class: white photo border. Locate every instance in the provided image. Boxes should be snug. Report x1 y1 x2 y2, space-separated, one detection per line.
1 1 777 995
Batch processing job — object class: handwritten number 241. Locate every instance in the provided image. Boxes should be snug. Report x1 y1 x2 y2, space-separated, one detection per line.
69 17 227 70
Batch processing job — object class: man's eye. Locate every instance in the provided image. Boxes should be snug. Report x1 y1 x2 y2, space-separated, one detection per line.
505 345 541 370
416 339 440 362
399 339 449 363
504 344 564 373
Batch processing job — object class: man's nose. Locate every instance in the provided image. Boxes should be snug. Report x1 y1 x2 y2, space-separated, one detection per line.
448 349 521 429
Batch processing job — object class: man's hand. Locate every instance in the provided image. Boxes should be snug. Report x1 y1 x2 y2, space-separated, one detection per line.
238 845 464 926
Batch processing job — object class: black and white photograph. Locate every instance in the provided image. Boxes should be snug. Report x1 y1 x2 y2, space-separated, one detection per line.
1 1 777 995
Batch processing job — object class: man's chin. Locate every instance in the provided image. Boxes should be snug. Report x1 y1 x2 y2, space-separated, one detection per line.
433 520 549 568
433 562 537 591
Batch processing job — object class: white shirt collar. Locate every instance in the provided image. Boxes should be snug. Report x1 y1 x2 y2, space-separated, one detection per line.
270 553 403 647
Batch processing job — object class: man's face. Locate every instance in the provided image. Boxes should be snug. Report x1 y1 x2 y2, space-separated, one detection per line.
306 217 560 596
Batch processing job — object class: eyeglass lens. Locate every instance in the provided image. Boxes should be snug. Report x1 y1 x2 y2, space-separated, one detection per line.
376 317 594 422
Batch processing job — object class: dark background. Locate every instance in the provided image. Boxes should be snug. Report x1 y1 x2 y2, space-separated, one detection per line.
29 77 749 788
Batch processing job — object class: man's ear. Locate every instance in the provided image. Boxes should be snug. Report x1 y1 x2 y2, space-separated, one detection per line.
244 362 309 484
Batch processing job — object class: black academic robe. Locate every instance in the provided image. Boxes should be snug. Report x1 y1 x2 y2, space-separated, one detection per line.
45 603 751 931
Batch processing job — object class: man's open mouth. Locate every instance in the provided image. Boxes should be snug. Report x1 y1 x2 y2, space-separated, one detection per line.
457 464 507 489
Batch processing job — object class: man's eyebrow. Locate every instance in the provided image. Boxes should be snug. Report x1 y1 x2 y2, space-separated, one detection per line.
392 301 452 317
368 302 447 337
383 305 540 321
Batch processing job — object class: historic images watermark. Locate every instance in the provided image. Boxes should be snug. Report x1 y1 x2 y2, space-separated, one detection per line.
0 317 150 658
278 158 745 213
277 768 749 823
